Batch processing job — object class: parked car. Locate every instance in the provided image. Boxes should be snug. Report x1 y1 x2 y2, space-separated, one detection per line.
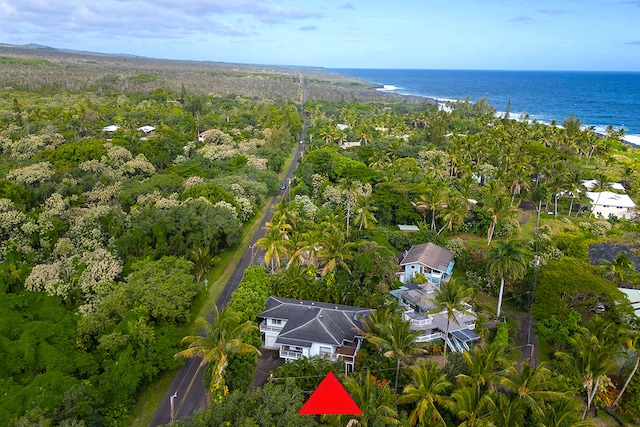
280 182 287 190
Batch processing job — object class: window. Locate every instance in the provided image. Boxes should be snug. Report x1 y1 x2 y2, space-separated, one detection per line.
319 346 332 355
271 319 282 325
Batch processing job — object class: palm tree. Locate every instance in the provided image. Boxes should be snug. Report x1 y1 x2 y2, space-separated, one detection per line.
599 251 636 284
326 370 400 426
188 246 220 282
360 309 419 394
500 362 565 420
450 385 495 427
175 305 260 401
483 193 518 245
612 333 640 408
457 344 509 395
490 393 526 427
423 182 448 231
428 280 474 364
317 228 354 276
588 172 611 218
437 193 467 234
255 219 291 274
486 240 527 318
354 200 378 231
556 329 617 420
540 396 594 427
398 360 452 426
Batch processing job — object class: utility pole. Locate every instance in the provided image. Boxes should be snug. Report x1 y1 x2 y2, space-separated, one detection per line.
170 391 178 423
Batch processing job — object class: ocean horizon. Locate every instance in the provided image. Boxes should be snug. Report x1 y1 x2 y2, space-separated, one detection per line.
330 68 640 144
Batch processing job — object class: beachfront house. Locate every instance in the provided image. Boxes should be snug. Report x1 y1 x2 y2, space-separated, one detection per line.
398 242 455 286
258 296 371 373
390 282 479 352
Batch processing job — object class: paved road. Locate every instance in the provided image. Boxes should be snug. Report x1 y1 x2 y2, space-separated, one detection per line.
149 77 308 426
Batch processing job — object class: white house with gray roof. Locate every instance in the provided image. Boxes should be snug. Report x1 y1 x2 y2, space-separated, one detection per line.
258 296 371 372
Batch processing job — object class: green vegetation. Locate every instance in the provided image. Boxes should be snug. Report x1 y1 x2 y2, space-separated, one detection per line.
2 45 640 426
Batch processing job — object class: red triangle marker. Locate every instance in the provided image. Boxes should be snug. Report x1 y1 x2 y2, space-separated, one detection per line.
298 371 362 415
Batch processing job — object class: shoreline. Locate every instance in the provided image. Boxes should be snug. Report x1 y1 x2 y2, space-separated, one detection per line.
373 82 640 146
333 69 640 141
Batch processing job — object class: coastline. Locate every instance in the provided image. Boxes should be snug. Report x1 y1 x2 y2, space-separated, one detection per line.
330 68 640 144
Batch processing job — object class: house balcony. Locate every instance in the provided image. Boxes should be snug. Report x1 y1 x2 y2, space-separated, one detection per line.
403 310 434 331
280 349 304 360
259 320 284 333
279 347 356 365
415 332 445 343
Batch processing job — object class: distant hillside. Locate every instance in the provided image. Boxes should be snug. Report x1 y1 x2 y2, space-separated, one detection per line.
0 42 418 102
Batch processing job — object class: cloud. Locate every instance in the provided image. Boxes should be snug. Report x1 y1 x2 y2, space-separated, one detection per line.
618 0 640 6
0 0 320 42
537 9 567 15
626 40 640 45
509 15 535 23
298 25 318 31
339 3 355 9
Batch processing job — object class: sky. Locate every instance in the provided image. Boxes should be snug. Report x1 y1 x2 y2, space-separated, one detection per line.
1 0 639 71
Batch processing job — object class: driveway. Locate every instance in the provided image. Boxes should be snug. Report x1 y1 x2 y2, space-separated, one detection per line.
251 348 284 389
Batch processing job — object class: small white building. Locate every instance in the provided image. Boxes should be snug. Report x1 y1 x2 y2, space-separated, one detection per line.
258 297 371 372
586 191 636 220
102 124 119 132
137 125 156 133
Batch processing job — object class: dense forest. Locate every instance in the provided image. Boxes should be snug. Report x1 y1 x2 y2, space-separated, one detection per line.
2 44 640 426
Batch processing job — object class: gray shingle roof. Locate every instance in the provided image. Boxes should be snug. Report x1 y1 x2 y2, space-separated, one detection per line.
400 242 454 272
258 296 371 348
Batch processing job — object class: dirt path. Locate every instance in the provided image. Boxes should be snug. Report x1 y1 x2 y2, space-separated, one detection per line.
504 308 539 367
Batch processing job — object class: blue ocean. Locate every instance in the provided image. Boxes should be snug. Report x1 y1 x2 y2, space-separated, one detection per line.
330 69 640 142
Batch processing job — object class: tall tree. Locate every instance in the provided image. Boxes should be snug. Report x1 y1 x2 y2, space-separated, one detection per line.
326 370 400 427
398 360 452 427
255 218 291 274
483 193 518 245
188 246 219 282
317 227 354 276
428 280 474 364
500 362 565 420
175 305 260 401
487 240 527 318
360 309 419 394
612 332 640 408
556 328 618 420
457 343 508 395
450 385 495 427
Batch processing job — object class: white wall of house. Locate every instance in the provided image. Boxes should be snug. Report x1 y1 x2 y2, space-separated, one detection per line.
402 262 447 285
310 342 335 357
591 204 635 220
262 317 286 348
587 191 636 220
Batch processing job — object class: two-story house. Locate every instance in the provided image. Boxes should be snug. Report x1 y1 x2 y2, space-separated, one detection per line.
394 242 479 353
398 242 455 286
391 282 479 353
258 296 371 372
